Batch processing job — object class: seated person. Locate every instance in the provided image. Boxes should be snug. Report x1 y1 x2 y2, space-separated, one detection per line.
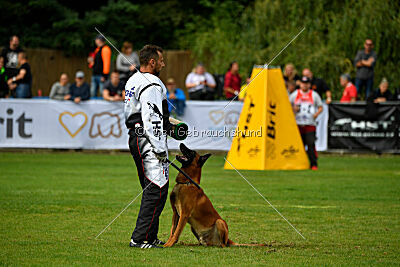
49 73 70 100
370 78 393 103
185 63 216 100
166 77 186 117
286 80 296 95
394 88 400 101
340 74 357 103
102 71 124 101
65 71 90 103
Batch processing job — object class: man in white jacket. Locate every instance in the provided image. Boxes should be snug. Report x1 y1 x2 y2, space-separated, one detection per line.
124 45 169 249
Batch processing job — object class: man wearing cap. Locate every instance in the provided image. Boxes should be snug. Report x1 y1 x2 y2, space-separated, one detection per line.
289 76 323 170
89 35 111 97
65 71 90 103
166 77 186 116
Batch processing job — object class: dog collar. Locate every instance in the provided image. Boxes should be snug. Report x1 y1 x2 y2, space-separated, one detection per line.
176 181 192 186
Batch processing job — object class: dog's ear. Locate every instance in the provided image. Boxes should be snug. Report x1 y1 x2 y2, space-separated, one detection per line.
198 153 211 167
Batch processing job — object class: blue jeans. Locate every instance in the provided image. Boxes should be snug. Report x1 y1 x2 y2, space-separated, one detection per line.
168 99 186 117
15 83 31 98
90 75 104 97
355 77 373 99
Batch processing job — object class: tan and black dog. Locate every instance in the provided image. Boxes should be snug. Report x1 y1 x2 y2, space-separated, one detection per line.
164 143 265 248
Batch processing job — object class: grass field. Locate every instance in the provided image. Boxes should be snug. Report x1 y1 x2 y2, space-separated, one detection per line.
0 151 399 265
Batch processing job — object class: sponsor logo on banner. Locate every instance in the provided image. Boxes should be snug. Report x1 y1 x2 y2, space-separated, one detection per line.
59 111 88 138
281 145 299 159
0 108 33 138
207 109 240 140
89 112 122 138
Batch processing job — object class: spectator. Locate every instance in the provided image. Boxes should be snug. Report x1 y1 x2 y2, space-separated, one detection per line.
370 78 393 103
340 74 357 103
303 68 332 104
286 80 296 95
102 71 125 101
283 63 300 88
0 56 8 98
1 35 23 79
224 61 242 100
116 41 139 85
394 88 400 102
65 71 90 103
185 63 216 100
289 76 323 170
166 77 186 116
7 52 32 98
89 35 111 97
49 73 70 100
354 39 377 98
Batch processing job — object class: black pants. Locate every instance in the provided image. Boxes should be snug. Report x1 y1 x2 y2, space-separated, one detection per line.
300 131 318 168
129 135 169 243
189 89 214 100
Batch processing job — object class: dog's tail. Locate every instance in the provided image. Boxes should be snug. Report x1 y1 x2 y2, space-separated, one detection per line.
227 239 266 247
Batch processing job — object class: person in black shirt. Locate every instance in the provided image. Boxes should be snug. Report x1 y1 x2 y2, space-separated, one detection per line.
102 71 125 101
65 71 90 103
283 63 300 89
1 36 24 78
303 68 332 104
0 56 8 98
370 78 393 103
7 52 32 98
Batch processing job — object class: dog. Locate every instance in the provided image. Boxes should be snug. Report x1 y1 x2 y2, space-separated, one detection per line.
164 143 265 248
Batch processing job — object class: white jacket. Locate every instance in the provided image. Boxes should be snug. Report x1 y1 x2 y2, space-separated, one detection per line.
124 72 168 154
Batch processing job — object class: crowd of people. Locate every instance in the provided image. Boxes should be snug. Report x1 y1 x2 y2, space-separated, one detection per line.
1 36 399 113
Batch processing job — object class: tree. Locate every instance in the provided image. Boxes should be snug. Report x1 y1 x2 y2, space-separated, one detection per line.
181 0 400 98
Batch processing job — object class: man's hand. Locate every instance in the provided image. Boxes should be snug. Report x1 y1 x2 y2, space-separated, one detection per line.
74 97 81 103
169 93 176 100
64 94 71 100
326 97 332 104
374 97 386 103
313 106 323 119
293 104 300 113
113 95 122 101
154 151 167 162
101 77 105 82
9 83 16 90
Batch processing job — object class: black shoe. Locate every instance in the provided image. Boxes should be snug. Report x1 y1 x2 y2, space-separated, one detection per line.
151 239 165 246
129 239 163 249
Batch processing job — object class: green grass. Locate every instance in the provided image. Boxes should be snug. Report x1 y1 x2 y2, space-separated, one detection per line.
0 152 399 266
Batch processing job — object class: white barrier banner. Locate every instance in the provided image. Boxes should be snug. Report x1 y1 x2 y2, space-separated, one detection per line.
0 99 328 151
316 103 329 151
0 99 128 149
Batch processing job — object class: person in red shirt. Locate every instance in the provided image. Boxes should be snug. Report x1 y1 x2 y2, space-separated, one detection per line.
340 74 357 103
224 61 242 100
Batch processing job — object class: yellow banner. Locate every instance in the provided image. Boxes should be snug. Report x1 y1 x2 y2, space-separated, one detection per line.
224 67 309 170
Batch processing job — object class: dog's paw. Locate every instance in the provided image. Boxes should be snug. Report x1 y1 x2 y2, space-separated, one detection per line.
163 242 173 248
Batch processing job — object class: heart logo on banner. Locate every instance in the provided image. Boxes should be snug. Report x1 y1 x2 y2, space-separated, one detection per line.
209 110 224 125
59 111 88 138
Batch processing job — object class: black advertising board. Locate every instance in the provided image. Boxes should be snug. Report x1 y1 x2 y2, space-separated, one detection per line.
328 102 400 152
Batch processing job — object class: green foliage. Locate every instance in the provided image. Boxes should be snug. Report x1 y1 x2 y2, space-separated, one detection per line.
0 0 215 55
182 0 400 98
